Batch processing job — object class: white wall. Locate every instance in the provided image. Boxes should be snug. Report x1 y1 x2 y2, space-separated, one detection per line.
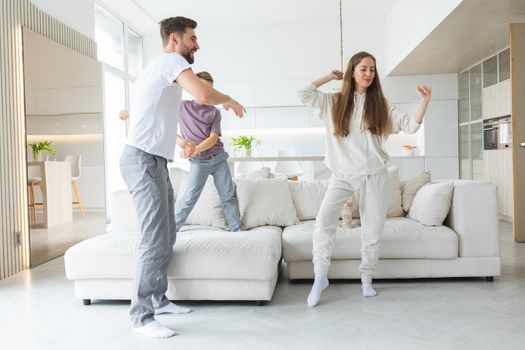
143 11 460 180
23 29 105 209
29 0 95 39
384 0 463 74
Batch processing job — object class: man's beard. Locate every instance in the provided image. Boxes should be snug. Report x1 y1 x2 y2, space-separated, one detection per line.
182 49 194 64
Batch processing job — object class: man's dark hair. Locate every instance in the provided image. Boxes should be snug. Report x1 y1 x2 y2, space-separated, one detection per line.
159 17 197 46
196 71 213 83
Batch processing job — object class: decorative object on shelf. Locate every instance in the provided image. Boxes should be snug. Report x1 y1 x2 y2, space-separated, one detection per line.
29 140 56 161
230 135 261 157
401 145 418 156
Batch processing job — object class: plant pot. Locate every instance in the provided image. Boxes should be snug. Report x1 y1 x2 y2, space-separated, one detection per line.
32 150 41 162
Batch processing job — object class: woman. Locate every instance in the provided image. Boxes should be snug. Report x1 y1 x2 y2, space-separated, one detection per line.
298 51 432 307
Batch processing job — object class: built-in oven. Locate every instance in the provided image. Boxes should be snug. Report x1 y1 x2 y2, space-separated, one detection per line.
483 115 511 150
483 118 499 150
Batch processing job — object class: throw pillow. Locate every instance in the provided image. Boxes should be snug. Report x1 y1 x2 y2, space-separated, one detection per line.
408 182 454 226
340 166 403 221
169 167 187 200
341 191 360 222
341 192 360 228
288 180 329 221
235 177 299 229
176 170 229 229
386 166 404 217
402 171 431 212
243 167 272 179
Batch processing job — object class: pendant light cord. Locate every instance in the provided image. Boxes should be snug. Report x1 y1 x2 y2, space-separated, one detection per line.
339 0 343 72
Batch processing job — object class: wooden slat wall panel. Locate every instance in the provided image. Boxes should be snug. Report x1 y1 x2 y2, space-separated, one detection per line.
0 0 96 280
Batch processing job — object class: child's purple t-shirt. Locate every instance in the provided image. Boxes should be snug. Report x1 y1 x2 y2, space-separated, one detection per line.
179 100 224 159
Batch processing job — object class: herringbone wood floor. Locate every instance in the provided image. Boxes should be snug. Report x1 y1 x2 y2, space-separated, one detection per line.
0 221 523 350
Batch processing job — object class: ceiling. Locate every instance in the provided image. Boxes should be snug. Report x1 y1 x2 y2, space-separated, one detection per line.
390 0 525 75
101 0 525 76
124 0 397 31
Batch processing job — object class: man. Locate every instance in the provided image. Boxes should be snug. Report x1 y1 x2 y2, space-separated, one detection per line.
120 16 245 339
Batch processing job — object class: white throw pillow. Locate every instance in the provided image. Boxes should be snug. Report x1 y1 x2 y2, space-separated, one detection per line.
387 167 404 218
235 167 272 179
169 167 187 199
176 170 229 229
235 177 299 229
408 182 454 226
402 171 431 212
288 180 329 221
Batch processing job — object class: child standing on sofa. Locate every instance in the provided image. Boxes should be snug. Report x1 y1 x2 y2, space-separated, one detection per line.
175 71 242 232
298 51 432 307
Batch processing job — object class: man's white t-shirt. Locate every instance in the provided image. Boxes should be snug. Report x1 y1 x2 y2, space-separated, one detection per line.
126 52 191 161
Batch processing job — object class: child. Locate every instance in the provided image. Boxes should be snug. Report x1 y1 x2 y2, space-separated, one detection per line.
175 71 242 232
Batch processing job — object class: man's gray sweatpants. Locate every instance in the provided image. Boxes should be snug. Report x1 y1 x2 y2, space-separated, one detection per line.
120 145 175 327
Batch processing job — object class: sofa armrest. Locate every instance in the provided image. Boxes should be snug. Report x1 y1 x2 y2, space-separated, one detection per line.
110 190 140 235
444 180 500 258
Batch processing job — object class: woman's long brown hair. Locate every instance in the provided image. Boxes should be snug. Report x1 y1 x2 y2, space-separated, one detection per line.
332 52 390 137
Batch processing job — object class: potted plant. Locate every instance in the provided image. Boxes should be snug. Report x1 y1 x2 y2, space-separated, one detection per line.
230 135 261 157
29 140 56 161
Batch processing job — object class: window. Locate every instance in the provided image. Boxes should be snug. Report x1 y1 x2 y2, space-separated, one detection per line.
95 2 143 215
94 6 124 70
458 47 510 180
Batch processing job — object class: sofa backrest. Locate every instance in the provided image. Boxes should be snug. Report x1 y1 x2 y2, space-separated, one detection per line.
443 180 500 257
110 190 140 235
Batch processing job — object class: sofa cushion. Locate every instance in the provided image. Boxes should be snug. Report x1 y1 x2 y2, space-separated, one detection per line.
402 171 431 212
65 225 282 281
110 190 140 235
176 170 229 229
340 166 404 224
281 218 458 262
170 167 186 198
288 180 329 221
235 177 299 229
386 166 404 217
408 182 454 226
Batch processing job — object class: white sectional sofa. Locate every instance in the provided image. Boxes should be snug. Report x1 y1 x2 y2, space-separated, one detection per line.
64 169 501 306
65 190 282 305
284 184 501 279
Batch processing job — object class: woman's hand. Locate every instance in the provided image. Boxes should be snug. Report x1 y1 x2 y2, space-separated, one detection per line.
416 84 432 102
330 70 344 81
414 85 432 124
312 70 344 87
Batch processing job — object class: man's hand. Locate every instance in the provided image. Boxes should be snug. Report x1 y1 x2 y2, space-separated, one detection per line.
223 98 246 118
119 109 129 121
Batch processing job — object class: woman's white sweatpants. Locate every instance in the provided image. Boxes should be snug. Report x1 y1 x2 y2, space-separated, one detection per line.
312 170 388 283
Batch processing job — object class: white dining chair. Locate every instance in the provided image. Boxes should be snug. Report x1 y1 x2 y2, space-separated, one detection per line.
65 155 85 218
27 164 43 221
274 150 304 180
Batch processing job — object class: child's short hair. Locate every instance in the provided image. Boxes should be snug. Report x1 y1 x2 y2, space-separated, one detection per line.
196 71 214 83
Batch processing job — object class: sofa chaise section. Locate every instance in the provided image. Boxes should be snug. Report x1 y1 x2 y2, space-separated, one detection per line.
283 180 501 280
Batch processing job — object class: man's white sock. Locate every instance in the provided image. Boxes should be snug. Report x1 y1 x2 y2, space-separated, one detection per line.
155 302 192 315
133 320 176 338
307 273 329 307
362 282 377 297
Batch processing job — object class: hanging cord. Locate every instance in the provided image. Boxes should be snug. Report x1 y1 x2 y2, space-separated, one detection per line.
339 0 343 72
